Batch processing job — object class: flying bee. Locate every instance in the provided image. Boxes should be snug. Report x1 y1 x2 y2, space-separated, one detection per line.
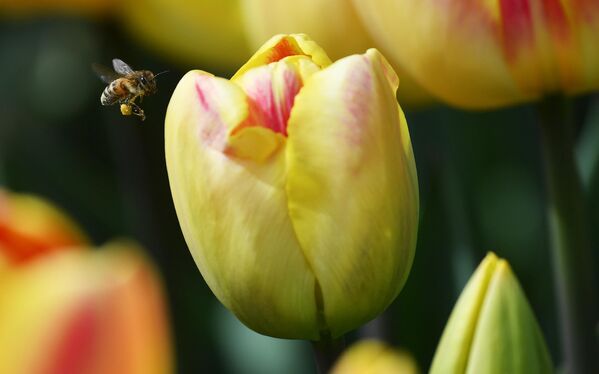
92 59 166 121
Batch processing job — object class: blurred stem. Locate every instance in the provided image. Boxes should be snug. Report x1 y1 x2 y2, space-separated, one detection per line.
311 335 344 374
537 96 598 374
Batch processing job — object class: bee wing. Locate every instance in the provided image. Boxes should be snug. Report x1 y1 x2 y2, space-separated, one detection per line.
92 63 121 84
112 59 134 75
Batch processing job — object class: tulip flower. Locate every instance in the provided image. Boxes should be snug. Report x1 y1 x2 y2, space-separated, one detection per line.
430 252 552 373
331 339 419 374
166 34 419 340
119 0 252 71
0 241 173 374
240 0 432 107
0 0 114 16
352 0 599 108
0 189 87 266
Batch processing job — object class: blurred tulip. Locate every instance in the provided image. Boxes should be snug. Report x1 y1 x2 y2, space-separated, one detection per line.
240 0 432 107
0 241 173 374
0 0 114 16
331 339 419 374
166 34 419 340
353 0 599 109
119 0 252 72
430 252 553 373
0 189 88 266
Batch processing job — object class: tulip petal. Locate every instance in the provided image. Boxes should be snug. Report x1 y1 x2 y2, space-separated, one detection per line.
233 57 312 136
232 34 332 80
166 71 319 339
285 48 419 338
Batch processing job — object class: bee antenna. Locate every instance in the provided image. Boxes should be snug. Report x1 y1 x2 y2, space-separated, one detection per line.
154 70 169 78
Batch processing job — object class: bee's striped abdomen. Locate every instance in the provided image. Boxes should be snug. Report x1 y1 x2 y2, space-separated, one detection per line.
100 79 127 106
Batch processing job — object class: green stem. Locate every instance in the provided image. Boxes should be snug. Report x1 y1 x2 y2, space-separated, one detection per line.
311 335 345 374
537 96 598 374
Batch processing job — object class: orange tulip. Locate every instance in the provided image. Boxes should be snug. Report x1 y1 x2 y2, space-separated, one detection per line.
0 189 87 266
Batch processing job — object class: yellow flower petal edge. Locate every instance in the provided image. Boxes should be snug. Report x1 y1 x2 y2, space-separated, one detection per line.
232 34 332 80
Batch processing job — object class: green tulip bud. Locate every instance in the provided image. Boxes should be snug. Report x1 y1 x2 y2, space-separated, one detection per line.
430 252 553 374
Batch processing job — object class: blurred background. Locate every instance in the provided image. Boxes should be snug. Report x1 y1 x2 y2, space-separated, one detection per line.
0 0 598 373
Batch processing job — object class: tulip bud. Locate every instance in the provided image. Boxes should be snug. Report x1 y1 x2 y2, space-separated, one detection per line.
0 189 88 266
166 34 419 340
430 253 553 373
0 241 173 374
240 0 432 107
331 339 419 374
353 0 599 108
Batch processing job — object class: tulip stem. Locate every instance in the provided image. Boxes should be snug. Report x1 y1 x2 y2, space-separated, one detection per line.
536 96 598 374
311 335 345 373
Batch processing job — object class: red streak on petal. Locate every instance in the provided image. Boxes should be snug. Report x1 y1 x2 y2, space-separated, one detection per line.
499 0 534 62
194 77 227 148
236 66 302 137
542 0 571 43
195 80 209 110
45 304 98 374
266 38 305 64
571 0 599 24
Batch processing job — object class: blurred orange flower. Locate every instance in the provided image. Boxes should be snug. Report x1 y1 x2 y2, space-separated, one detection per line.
0 190 173 374
0 189 88 266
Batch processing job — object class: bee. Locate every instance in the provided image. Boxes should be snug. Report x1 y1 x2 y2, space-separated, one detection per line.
93 59 165 121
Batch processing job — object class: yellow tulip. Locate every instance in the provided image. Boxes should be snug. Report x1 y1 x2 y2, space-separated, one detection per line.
0 0 114 16
0 241 173 374
119 0 252 71
331 339 419 374
0 189 88 266
240 0 432 107
430 252 553 373
166 34 419 340
353 0 599 109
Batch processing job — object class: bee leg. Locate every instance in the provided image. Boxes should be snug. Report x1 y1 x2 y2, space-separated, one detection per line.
129 101 146 121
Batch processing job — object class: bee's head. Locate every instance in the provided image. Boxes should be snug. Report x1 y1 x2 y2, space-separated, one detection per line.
139 71 157 94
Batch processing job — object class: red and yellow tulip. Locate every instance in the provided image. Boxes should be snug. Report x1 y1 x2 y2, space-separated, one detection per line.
165 34 419 340
0 190 173 374
353 0 599 109
0 189 87 266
